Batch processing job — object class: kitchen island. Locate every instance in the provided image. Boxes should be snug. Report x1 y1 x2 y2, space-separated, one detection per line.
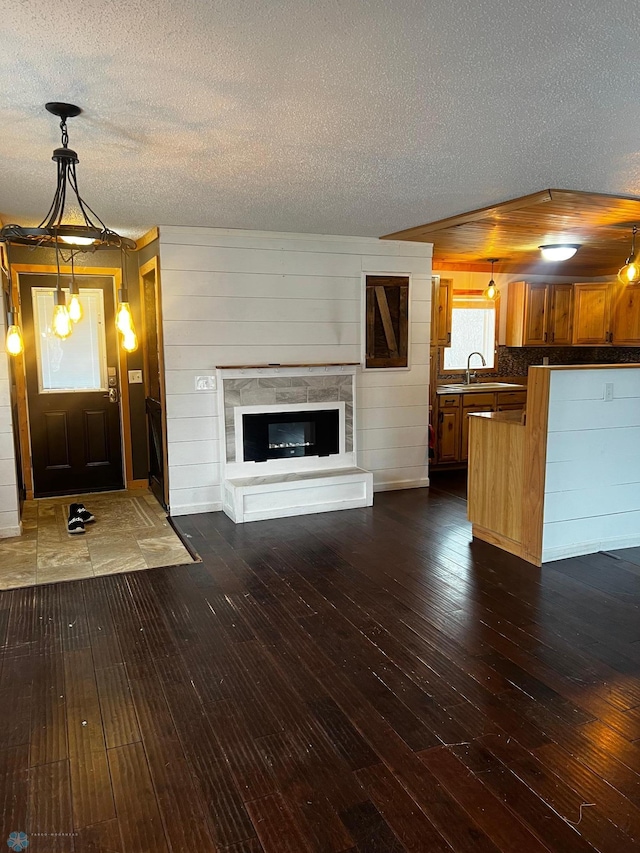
467 364 640 565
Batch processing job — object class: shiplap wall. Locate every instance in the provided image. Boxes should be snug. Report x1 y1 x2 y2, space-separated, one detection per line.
542 367 640 561
158 227 432 515
0 313 21 537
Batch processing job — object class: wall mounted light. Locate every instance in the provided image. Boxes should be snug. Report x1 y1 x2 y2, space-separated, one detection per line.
618 225 640 284
539 244 580 262
483 258 499 300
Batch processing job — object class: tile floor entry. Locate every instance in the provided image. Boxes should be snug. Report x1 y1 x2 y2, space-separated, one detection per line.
0 488 195 590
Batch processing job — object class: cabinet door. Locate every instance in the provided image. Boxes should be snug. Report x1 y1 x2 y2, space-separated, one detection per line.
549 284 573 345
572 283 611 345
432 278 453 347
461 405 493 461
611 282 640 346
523 284 549 345
438 406 460 463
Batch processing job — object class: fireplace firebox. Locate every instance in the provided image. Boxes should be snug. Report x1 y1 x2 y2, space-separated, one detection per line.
242 409 339 463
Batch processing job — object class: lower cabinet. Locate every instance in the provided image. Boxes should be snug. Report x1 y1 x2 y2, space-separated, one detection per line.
435 389 527 465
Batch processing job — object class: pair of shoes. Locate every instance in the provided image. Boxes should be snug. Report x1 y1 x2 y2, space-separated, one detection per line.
67 503 96 535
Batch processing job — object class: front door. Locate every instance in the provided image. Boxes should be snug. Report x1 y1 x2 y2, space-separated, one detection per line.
20 273 124 497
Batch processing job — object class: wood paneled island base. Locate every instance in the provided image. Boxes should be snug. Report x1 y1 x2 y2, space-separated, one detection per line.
468 363 640 566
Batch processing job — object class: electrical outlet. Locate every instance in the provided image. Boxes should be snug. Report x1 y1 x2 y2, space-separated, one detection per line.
195 375 216 391
604 382 614 402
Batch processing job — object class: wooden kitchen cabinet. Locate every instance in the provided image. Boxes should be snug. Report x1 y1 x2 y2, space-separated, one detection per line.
506 281 573 346
435 388 527 465
437 393 460 462
572 283 611 345
611 282 640 345
431 278 453 347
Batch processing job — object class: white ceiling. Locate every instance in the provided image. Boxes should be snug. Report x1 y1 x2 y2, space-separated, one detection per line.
1 0 639 240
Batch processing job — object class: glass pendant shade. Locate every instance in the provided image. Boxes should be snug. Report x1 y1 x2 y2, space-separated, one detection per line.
6 318 24 355
52 290 72 339
618 228 640 284
68 293 83 323
116 301 134 333
483 259 499 300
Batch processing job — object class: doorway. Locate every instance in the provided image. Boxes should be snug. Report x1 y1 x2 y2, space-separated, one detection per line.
14 266 134 499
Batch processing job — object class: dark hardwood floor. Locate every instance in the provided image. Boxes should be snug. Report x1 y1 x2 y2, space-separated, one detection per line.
3 482 640 852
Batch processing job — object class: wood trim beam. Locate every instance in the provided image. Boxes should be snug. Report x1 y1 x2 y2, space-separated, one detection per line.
381 190 553 241
135 227 159 251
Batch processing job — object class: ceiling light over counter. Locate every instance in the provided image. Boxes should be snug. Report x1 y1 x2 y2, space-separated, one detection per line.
618 225 640 284
0 102 137 353
484 258 499 300
539 244 580 262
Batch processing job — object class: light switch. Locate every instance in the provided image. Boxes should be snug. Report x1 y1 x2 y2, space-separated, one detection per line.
195 375 216 391
604 382 614 402
128 369 143 384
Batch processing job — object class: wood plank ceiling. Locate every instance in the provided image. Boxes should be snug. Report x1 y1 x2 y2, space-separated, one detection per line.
382 189 640 278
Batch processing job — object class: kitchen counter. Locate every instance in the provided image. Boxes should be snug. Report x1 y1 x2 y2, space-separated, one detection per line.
467 363 640 565
436 381 526 395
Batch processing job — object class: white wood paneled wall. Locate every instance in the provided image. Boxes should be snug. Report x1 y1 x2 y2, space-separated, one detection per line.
0 313 21 537
542 367 640 561
158 227 432 515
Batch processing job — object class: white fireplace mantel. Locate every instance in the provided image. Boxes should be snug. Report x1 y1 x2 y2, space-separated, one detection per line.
216 364 373 523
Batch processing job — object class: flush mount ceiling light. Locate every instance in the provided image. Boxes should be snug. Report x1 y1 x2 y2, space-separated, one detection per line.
483 258 499 300
539 244 580 262
0 103 137 351
618 225 640 284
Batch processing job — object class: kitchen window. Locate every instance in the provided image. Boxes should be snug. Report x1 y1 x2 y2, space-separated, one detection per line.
442 292 498 371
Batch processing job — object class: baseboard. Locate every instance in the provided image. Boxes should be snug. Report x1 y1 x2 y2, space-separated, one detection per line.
169 501 223 517
374 477 430 492
0 524 22 539
543 533 640 563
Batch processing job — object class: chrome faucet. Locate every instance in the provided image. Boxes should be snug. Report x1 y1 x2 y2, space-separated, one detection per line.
465 351 486 385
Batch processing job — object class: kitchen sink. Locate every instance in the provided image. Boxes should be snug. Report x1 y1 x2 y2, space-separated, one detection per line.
439 382 526 391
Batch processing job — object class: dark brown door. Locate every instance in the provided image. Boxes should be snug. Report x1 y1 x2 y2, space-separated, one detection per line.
20 274 124 497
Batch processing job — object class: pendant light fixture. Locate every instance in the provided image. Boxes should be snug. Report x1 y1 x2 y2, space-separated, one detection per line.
618 225 640 284
484 258 499 300
52 240 72 339
0 102 136 353
67 253 83 324
2 244 24 356
116 247 138 352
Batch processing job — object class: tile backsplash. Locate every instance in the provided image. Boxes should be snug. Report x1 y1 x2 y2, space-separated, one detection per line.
438 345 640 381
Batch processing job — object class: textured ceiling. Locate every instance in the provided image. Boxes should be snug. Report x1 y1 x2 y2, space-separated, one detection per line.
1 0 639 240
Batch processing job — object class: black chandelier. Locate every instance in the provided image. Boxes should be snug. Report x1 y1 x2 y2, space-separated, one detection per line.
0 102 135 251
0 103 137 352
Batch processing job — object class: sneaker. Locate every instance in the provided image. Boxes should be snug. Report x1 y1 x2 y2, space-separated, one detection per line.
68 505 86 535
75 503 96 524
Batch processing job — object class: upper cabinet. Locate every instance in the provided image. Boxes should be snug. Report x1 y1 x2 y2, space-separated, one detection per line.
611 282 640 346
506 281 573 346
431 277 453 347
507 281 640 347
572 283 611 345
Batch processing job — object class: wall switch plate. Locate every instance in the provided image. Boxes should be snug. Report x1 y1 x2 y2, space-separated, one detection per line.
195 375 216 391
604 382 614 402
128 369 143 384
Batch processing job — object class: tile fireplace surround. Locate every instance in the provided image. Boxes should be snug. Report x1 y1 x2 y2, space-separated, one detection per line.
217 364 373 523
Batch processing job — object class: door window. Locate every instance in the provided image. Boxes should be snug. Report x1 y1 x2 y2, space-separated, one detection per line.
32 287 108 393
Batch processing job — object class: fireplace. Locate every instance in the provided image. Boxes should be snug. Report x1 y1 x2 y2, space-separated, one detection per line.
217 365 372 523
243 409 339 463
